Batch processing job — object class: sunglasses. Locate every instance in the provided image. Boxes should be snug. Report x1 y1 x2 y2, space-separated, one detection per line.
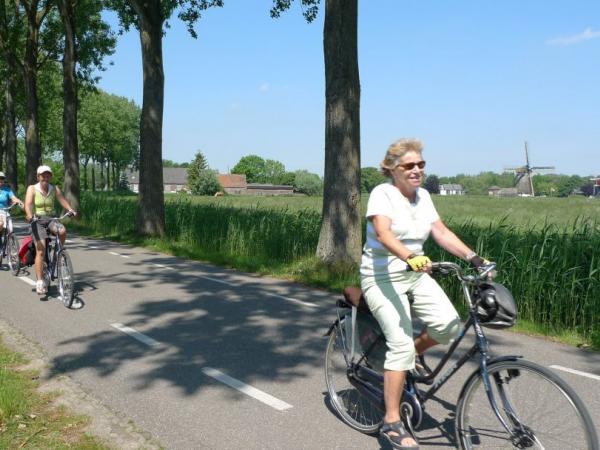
397 160 426 171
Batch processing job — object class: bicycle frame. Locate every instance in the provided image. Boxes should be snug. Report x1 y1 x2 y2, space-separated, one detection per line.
338 262 524 436
44 232 63 282
1 204 18 255
31 211 73 282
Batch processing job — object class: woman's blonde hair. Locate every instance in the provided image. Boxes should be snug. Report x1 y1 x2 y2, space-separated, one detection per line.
380 138 423 177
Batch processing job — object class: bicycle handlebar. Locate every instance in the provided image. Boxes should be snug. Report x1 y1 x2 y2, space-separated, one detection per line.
30 210 76 223
1 202 22 212
430 261 497 282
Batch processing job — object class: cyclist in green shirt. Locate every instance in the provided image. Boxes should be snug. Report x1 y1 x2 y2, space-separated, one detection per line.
24 165 76 295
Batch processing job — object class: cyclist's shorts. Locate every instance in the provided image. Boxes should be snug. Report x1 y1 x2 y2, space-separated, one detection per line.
0 210 6 227
31 218 64 244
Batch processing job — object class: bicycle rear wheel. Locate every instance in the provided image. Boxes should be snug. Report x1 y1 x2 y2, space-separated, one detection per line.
455 359 598 450
324 321 383 434
57 250 75 308
7 233 20 276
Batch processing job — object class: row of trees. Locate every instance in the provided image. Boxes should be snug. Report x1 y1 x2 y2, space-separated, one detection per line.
422 172 596 197
184 152 325 197
0 0 116 213
1 0 364 266
230 154 324 196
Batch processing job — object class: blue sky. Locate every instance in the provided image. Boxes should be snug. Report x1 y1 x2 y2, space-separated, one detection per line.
98 1 600 177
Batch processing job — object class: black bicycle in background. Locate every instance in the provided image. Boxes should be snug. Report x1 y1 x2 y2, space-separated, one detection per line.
324 262 598 449
14 212 77 308
0 203 21 275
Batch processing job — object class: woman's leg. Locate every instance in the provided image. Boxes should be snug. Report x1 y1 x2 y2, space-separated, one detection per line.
414 331 438 355
362 276 418 447
410 274 462 349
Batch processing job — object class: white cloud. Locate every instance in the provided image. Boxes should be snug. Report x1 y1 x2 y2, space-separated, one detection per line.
547 27 600 46
259 82 270 92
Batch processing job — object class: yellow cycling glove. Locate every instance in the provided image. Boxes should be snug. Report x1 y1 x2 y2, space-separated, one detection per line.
406 255 431 271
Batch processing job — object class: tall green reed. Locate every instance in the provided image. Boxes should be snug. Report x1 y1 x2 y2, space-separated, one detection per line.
80 193 600 345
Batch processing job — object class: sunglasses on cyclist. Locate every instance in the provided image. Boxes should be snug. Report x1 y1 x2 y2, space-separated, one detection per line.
396 160 426 171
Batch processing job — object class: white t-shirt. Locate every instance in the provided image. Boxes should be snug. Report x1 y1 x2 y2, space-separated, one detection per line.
360 183 440 277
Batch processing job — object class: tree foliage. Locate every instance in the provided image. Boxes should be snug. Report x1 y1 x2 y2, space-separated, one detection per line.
423 174 440 194
360 167 386 193
163 159 189 168
186 150 209 190
231 154 289 184
77 89 140 188
189 169 221 196
293 170 322 196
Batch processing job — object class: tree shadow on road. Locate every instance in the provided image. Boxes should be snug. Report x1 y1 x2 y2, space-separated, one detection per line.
49 255 334 399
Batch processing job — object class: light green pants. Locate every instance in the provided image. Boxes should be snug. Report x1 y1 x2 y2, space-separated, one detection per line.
361 271 462 372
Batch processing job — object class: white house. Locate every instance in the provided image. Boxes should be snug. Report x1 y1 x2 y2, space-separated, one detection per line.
439 184 464 196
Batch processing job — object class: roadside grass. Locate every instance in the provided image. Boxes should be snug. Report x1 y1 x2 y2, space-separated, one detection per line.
0 340 110 450
72 192 600 351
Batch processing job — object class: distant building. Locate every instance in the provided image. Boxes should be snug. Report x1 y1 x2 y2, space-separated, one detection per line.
246 183 294 196
439 184 464 196
488 186 501 196
488 187 519 197
128 169 294 195
218 174 247 195
127 168 188 193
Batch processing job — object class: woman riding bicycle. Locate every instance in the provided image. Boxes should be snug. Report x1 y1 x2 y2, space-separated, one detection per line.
0 171 24 236
24 165 76 295
361 139 487 450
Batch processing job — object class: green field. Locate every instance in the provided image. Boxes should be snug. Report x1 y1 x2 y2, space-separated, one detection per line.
167 192 600 229
77 192 600 349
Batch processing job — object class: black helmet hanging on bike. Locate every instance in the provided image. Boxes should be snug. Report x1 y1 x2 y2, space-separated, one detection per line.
472 282 517 329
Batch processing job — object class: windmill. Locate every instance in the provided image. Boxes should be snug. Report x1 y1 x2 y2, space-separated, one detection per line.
504 142 555 196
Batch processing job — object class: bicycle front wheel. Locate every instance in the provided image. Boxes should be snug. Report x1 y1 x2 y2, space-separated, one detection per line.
57 250 75 308
7 234 20 276
324 321 383 434
456 359 598 450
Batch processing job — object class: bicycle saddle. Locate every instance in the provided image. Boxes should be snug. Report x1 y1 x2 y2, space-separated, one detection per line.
342 287 370 313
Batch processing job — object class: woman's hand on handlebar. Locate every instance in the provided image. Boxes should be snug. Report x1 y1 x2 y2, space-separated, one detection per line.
406 254 432 272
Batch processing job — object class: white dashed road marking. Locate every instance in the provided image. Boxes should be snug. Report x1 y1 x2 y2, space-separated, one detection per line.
18 276 36 286
264 292 318 308
110 323 161 348
550 365 600 382
200 275 234 286
202 367 293 411
108 251 130 259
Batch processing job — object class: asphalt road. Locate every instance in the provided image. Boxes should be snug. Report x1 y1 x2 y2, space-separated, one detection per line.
1 224 599 449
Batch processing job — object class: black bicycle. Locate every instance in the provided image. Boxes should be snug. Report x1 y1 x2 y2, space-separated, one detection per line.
0 203 21 275
324 262 598 449
29 212 76 308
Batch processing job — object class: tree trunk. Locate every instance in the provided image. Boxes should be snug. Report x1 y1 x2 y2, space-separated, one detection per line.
4 61 18 192
130 0 165 236
23 1 43 185
82 156 89 190
91 158 96 191
58 0 80 212
99 159 104 190
316 0 362 266
105 159 110 190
